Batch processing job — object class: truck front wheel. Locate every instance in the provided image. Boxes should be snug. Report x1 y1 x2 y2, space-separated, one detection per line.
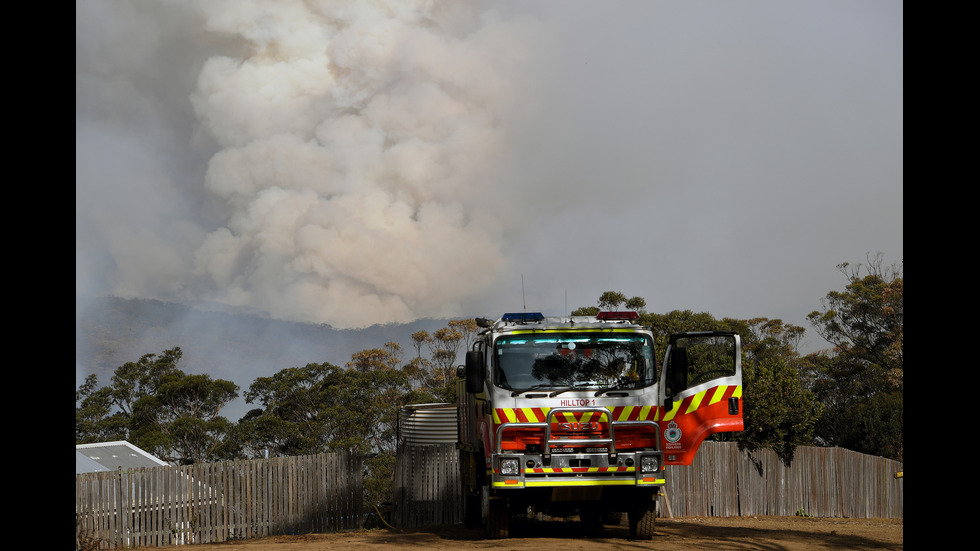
628 495 657 540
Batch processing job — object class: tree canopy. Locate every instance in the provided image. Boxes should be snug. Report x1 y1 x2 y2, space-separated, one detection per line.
805 254 903 460
76 347 240 464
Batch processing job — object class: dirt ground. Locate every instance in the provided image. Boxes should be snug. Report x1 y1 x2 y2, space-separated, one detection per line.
141 515 903 550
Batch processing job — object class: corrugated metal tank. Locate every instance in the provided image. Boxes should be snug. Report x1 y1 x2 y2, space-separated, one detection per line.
398 403 457 445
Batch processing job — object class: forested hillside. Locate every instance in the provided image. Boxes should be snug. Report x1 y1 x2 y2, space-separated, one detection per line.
75 295 449 420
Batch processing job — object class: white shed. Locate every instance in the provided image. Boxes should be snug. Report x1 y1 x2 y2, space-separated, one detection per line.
75 441 169 474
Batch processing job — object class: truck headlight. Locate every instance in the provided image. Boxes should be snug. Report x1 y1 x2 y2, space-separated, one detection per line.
640 455 660 473
499 458 520 475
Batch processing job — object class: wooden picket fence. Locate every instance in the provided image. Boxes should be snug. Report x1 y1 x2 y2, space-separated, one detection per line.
75 453 362 549
660 441 903 518
390 441 904 528
76 444 903 548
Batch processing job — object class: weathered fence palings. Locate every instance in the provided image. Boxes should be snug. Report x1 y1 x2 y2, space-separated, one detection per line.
389 442 903 528
77 443 903 548
645 442 903 519
76 453 363 549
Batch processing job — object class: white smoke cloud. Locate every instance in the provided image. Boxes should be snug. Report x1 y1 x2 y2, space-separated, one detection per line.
186 1 543 327
78 0 544 328
77 1 902 336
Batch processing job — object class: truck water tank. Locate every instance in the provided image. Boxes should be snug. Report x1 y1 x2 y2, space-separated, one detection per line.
398 403 457 445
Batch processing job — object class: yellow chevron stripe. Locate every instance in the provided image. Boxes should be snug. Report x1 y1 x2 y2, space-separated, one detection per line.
708 385 727 406
495 397 711 426
496 388 742 425
685 389 707 414
580 411 607 422
520 407 542 422
501 386 743 425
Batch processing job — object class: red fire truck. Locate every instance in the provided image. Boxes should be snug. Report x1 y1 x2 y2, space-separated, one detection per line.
457 311 743 539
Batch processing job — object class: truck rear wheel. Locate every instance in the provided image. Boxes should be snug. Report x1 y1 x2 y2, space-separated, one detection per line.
602 511 623 526
628 496 657 540
463 492 482 528
460 451 482 528
579 506 603 535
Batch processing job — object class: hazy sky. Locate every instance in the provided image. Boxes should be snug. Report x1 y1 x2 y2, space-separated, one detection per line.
76 1 902 352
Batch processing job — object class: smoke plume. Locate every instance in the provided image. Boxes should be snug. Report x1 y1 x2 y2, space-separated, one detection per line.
77 1 543 328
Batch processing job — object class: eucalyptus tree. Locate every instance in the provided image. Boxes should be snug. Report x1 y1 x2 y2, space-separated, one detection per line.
806 255 903 460
76 347 240 464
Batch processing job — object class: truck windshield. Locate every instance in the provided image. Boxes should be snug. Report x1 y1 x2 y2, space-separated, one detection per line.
494 333 657 392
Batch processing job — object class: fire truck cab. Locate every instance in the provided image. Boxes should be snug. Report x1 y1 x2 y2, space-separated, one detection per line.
456 312 743 539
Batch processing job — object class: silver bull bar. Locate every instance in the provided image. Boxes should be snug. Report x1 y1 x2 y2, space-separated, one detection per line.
494 406 661 463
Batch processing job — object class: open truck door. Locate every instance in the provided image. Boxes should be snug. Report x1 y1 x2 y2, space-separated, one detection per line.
659 331 743 465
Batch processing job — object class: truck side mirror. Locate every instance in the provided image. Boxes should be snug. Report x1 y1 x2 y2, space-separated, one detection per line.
465 350 485 394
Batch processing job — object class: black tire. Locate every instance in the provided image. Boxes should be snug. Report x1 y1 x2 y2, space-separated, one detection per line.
601 511 623 526
464 492 482 528
628 497 657 540
579 506 603 536
486 494 509 539
460 451 483 528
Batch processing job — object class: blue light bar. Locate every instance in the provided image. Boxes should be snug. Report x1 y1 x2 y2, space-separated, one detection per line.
501 312 544 323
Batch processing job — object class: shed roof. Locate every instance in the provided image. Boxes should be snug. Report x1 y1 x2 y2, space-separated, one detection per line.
76 441 170 474
75 451 110 473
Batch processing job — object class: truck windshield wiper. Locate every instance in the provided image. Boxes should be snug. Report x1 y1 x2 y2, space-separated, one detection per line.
594 385 631 397
512 383 596 397
594 379 651 396
510 384 555 397
548 384 594 398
